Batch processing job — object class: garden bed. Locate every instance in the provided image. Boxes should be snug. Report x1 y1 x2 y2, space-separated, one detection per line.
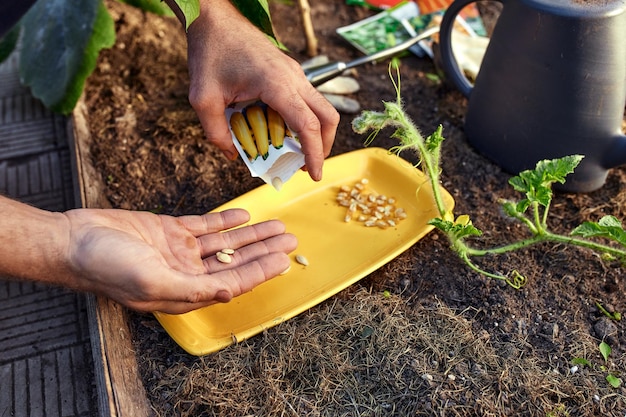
76 1 626 415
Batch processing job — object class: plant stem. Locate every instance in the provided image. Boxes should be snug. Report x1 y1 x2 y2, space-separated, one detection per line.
460 229 626 259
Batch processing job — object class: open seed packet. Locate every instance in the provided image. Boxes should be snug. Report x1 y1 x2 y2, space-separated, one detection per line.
226 101 305 191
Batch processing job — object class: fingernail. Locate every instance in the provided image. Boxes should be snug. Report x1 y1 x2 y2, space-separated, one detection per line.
224 150 237 160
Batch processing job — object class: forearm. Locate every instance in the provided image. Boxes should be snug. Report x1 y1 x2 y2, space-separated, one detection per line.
0 195 71 286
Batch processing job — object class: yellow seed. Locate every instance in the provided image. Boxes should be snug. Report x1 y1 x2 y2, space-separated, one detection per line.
246 105 270 159
280 265 291 275
267 106 286 149
230 112 258 160
221 248 235 255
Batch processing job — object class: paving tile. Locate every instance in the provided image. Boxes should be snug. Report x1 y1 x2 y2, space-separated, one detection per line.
0 50 98 417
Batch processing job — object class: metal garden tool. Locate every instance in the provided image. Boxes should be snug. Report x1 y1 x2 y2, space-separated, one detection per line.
304 26 440 87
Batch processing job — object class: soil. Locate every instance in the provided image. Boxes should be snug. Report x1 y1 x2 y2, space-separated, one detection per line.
83 1 625 416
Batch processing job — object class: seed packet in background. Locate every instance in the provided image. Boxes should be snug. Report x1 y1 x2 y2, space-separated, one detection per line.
338 1 486 58
226 101 305 191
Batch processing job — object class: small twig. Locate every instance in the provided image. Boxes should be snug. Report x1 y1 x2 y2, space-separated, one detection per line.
297 0 318 56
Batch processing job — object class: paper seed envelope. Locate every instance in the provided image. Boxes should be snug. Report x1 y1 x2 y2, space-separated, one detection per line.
226 101 305 190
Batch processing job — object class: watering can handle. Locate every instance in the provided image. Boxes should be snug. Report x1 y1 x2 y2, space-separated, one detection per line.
439 0 502 97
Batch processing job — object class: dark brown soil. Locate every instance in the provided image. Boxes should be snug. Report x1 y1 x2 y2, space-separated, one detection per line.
84 1 625 415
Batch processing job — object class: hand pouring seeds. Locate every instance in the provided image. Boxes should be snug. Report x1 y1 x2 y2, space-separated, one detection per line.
226 101 305 191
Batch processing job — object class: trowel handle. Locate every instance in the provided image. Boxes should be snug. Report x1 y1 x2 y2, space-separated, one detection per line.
305 26 440 87
305 62 349 87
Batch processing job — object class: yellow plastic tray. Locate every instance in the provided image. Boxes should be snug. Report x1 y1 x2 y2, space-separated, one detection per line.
154 147 454 355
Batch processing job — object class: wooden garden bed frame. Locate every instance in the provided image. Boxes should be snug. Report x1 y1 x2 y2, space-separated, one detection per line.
69 101 152 417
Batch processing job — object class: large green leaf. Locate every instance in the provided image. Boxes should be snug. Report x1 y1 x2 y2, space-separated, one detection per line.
19 0 115 114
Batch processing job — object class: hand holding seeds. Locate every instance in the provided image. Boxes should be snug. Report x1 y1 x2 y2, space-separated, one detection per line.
61 207 297 314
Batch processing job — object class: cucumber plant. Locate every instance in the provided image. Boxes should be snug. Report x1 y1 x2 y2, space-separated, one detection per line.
0 0 274 114
352 66 626 287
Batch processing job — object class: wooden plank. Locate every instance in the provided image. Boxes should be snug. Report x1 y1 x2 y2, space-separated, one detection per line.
68 99 152 417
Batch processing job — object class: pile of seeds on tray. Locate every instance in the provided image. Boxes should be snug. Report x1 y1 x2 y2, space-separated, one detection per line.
335 178 407 229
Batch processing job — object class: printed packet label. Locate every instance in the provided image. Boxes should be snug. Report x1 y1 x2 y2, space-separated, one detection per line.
226 101 305 191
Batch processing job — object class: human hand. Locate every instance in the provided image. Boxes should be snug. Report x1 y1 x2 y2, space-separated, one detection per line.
63 207 297 314
184 0 339 181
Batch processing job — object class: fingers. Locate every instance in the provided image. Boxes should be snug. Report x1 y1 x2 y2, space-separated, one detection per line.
132 251 293 315
190 89 239 160
202 232 297 273
177 208 250 236
260 74 339 182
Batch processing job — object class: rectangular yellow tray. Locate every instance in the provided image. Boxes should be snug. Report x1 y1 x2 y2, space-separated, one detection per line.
154 147 454 355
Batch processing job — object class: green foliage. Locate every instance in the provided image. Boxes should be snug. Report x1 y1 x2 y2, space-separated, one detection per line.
231 0 278 42
19 0 115 114
606 373 622 388
1 0 276 114
572 216 626 247
599 341 611 362
571 344 622 389
429 217 482 241
571 357 591 367
508 155 583 209
352 67 626 286
598 342 622 388
168 0 200 30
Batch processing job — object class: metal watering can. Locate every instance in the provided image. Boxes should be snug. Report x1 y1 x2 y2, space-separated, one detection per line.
438 0 626 192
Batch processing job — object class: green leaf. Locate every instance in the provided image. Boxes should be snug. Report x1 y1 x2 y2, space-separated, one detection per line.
599 341 611 362
429 218 482 240
170 0 200 30
508 155 584 207
571 215 626 247
606 374 622 388
231 0 277 40
0 25 20 64
571 357 590 367
20 0 115 114
117 0 175 16
425 125 445 152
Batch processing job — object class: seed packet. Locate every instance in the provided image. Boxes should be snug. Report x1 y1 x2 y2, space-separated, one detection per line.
338 0 486 59
226 101 305 191
337 2 429 57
